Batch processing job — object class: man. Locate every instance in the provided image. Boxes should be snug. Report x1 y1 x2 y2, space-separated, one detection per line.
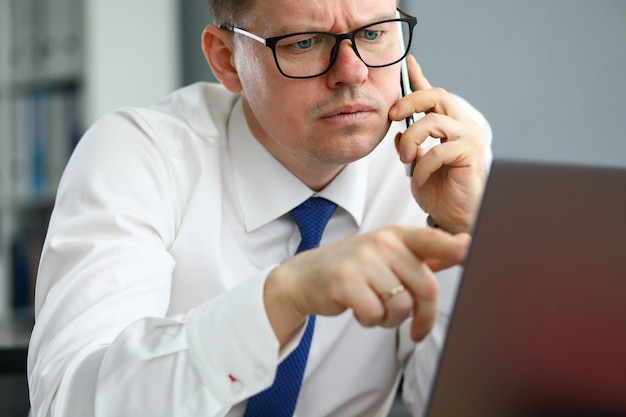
28 0 491 415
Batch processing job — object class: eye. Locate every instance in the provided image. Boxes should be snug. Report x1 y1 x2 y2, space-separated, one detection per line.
290 35 319 50
295 38 313 49
362 29 381 41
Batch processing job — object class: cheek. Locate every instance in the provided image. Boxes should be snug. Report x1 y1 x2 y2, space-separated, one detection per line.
238 65 309 141
381 71 402 108
243 75 302 125
368 63 402 108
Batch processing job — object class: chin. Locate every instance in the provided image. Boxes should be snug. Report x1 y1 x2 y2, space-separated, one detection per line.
323 135 384 164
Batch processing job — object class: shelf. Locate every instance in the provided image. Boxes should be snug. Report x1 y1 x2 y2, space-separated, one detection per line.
0 0 181 318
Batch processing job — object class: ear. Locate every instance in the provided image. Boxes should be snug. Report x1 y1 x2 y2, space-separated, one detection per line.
202 24 243 93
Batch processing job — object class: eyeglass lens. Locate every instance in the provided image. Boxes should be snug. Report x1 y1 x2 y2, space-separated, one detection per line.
273 19 412 78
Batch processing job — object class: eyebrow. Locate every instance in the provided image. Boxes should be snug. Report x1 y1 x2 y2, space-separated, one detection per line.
269 12 399 35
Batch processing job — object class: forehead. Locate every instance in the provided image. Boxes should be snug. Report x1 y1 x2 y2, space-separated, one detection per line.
246 0 398 33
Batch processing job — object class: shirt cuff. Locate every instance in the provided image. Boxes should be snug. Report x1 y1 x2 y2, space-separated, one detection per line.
184 266 304 405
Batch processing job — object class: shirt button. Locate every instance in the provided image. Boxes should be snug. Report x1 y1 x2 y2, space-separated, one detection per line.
253 366 270 382
230 380 244 394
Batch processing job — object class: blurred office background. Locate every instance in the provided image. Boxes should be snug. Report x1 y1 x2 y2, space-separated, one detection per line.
1 1 625 416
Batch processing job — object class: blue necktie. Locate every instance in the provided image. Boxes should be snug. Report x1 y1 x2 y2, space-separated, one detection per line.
243 197 337 417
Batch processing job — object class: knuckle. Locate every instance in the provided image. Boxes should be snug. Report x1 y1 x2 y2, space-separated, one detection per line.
422 111 440 123
426 143 445 158
432 86 448 96
356 308 385 327
369 227 403 250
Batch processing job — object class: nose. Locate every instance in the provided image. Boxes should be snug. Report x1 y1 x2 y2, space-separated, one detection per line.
325 39 368 89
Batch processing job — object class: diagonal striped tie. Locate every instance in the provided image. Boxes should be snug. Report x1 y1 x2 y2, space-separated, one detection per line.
243 197 337 417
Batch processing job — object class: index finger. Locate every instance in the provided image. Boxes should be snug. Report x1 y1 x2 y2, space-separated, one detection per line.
402 227 470 271
407 54 432 91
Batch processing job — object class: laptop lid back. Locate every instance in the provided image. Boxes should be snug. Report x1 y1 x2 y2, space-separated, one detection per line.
425 159 626 417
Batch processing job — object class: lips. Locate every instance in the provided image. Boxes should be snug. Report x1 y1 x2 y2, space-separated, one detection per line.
321 103 376 119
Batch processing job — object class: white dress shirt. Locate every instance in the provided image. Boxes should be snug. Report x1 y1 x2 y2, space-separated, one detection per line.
27 82 492 417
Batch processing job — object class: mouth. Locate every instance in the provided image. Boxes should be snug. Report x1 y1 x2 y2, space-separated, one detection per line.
320 103 377 124
322 103 375 118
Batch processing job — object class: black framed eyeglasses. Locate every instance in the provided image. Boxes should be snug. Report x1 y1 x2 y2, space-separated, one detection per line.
220 8 417 79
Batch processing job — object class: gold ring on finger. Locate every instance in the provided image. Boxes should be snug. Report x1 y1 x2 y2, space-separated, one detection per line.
380 284 406 302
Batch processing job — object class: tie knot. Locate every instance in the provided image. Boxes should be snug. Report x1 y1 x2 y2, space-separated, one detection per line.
289 197 337 253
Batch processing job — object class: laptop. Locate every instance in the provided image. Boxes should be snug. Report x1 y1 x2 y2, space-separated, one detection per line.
424 159 626 417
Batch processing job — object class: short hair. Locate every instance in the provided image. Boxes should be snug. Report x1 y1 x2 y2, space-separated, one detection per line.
209 0 256 27
209 0 402 27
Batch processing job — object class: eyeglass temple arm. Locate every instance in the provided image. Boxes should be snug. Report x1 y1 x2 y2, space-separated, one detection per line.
220 24 268 46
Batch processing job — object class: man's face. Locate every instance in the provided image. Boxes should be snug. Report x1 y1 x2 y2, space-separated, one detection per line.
233 0 402 183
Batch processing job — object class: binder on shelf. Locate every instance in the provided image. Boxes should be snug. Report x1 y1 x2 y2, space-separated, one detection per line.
10 232 41 317
11 94 35 202
0 96 11 201
47 87 72 190
61 82 85 154
10 84 82 205
31 88 49 197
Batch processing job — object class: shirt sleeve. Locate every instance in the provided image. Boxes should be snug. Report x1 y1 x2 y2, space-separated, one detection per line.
27 110 285 417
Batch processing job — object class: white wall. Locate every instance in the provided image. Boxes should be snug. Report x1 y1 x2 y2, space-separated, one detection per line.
402 0 626 167
85 0 182 125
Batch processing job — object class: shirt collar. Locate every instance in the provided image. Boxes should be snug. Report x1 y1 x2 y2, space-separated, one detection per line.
228 97 367 232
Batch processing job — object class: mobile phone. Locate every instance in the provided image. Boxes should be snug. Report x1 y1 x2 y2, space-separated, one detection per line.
400 57 416 176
